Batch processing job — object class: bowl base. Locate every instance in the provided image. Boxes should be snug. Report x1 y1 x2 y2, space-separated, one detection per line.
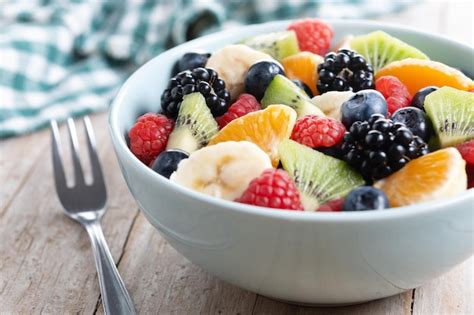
267 296 380 308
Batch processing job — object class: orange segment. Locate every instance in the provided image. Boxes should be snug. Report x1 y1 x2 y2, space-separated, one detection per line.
376 58 474 95
281 52 324 95
208 105 297 167
375 148 467 207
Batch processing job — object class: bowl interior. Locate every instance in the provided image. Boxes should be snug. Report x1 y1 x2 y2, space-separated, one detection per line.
109 19 474 218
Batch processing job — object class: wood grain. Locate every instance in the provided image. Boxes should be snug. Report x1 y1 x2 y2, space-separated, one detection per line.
412 258 474 315
0 114 139 313
96 214 257 315
252 291 413 315
0 129 49 216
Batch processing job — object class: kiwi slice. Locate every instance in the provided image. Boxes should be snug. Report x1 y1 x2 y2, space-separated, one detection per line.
424 86 474 148
166 93 218 153
241 31 300 61
350 31 429 73
261 75 324 117
279 139 365 210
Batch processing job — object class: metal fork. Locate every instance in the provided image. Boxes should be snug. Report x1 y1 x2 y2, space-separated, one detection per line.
51 117 136 315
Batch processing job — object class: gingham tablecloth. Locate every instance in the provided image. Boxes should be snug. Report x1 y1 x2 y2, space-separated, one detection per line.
0 0 411 137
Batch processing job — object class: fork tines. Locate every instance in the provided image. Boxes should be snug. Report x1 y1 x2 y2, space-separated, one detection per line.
50 117 105 191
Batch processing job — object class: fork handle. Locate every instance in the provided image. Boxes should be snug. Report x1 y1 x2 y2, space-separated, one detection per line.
85 221 137 315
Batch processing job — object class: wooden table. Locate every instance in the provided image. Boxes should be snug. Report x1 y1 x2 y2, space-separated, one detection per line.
1 2 473 314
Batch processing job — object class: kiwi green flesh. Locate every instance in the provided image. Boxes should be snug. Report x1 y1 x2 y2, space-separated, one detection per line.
166 92 218 153
350 31 429 73
261 75 323 117
424 87 474 148
279 140 365 211
241 31 300 61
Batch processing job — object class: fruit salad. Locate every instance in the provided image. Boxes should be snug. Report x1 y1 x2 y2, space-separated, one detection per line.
128 19 474 212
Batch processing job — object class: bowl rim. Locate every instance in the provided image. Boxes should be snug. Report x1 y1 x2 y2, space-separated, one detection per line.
109 18 474 223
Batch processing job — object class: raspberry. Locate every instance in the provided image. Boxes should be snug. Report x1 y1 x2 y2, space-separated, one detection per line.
457 140 474 164
236 169 303 210
216 94 261 129
291 115 346 148
287 19 333 55
456 140 474 188
317 198 344 212
375 76 411 115
129 113 174 165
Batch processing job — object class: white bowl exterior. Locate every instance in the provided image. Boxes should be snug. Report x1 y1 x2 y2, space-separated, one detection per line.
110 20 474 304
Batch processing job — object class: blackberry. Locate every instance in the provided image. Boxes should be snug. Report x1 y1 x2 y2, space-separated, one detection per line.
161 67 231 118
341 114 429 181
317 49 374 94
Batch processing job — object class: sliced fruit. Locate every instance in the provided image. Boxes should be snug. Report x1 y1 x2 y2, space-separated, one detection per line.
216 93 261 129
375 148 467 207
261 74 325 117
278 139 365 211
281 52 324 95
310 91 354 120
424 87 474 147
206 44 273 99
170 141 272 201
245 61 285 101
208 105 296 167
166 93 218 153
376 58 474 95
241 31 300 61
350 31 429 73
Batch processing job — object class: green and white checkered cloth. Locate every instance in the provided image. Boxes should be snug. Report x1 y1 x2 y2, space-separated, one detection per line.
0 0 412 138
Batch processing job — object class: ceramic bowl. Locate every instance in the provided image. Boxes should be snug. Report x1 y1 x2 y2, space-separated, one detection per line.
109 20 474 305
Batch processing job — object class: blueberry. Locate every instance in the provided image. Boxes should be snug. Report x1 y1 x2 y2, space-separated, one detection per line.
245 61 285 100
292 79 314 97
411 86 438 110
341 90 388 129
151 150 189 179
391 107 433 142
342 186 390 211
177 52 211 73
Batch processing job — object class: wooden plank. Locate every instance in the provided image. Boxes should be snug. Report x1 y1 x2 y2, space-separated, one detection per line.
0 113 139 313
412 258 474 315
0 129 50 216
252 291 413 315
95 213 257 314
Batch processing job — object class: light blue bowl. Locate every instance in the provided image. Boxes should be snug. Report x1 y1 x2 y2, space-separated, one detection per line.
109 20 474 305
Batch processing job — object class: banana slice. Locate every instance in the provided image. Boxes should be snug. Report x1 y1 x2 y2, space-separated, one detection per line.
206 45 275 99
170 141 272 200
311 91 355 120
